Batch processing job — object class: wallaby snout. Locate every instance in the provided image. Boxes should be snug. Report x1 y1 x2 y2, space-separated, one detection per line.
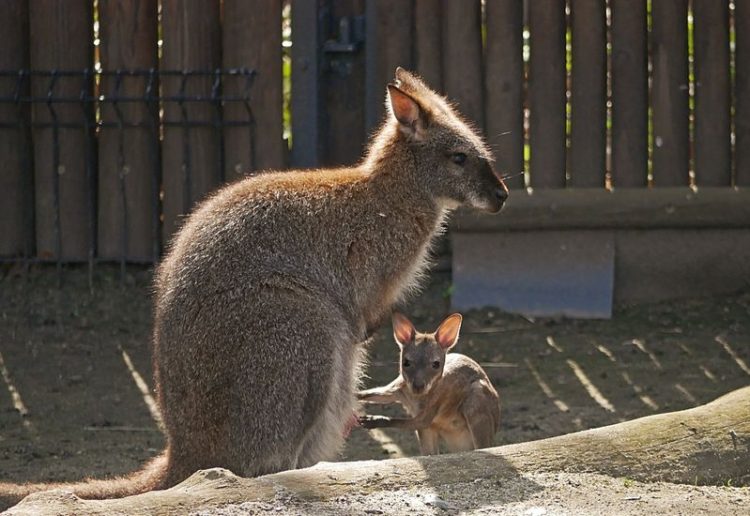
482 160 509 213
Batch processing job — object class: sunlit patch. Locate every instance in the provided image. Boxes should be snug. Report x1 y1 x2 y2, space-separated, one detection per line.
0 351 35 432
674 383 698 405
629 339 662 370
715 336 750 376
366 428 406 458
524 358 569 413
620 371 659 410
545 336 563 353
699 365 717 383
120 346 164 431
566 359 616 413
594 343 617 362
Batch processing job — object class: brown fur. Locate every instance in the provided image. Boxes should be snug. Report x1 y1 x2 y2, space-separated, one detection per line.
359 313 502 455
0 68 507 508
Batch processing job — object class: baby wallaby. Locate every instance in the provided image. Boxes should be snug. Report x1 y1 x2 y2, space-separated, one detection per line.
359 313 501 455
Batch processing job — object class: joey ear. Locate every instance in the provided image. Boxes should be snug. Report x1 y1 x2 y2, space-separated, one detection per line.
387 84 427 139
435 313 462 351
392 312 416 348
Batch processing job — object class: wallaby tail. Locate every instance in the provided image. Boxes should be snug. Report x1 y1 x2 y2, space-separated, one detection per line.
0 451 169 511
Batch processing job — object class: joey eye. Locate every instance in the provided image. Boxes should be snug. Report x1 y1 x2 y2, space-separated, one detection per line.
432 360 440 369
450 152 467 166
403 359 411 368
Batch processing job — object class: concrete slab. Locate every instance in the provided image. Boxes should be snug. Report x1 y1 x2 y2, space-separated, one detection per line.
451 230 615 318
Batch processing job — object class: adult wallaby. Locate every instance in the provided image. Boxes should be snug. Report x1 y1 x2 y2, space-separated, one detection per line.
0 68 507 507
359 313 501 455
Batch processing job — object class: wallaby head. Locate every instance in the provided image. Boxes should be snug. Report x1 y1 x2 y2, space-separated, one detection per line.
370 67 508 213
392 312 463 396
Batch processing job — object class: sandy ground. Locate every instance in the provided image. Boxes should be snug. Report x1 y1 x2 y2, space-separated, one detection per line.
1 264 749 513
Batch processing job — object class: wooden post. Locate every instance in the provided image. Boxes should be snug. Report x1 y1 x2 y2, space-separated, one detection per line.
611 0 648 187
160 0 221 244
736 0 750 186
569 0 606 187
651 0 690 186
365 0 413 131
97 0 159 262
485 0 524 189
693 0 731 186
223 0 284 180
291 0 322 168
29 1 94 261
529 0 567 188
321 0 366 166
0 0 31 257
441 0 484 129
414 0 442 91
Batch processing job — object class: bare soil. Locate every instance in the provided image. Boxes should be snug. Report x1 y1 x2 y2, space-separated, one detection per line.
1 264 749 511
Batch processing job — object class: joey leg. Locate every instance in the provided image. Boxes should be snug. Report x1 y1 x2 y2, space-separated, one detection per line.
417 428 439 455
462 383 501 449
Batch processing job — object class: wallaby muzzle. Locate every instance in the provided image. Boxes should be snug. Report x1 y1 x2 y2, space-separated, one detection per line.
481 161 509 214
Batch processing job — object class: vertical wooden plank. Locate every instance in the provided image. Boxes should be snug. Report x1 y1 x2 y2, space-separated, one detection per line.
291 0 322 168
651 0 689 186
365 0 413 131
29 1 93 260
224 0 284 180
611 0 648 187
0 0 31 257
693 0 730 186
485 0 524 188
414 0 442 90
160 0 221 243
98 0 158 262
441 0 483 128
529 0 567 188
322 0 366 166
569 0 606 187
736 0 750 185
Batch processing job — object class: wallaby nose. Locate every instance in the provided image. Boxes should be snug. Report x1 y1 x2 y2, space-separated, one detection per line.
412 381 425 393
495 186 508 203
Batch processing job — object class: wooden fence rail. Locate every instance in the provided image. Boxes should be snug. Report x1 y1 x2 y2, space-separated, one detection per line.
0 0 748 267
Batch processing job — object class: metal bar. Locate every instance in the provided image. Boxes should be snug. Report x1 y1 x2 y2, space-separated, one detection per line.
45 71 62 283
178 72 192 216
80 68 96 289
112 70 127 281
145 68 161 262
211 69 225 183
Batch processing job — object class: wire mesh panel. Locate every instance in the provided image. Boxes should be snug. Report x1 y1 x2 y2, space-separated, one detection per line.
0 68 257 270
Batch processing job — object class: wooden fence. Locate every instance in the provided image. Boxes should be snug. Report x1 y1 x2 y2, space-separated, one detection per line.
0 0 284 266
1 1 749 279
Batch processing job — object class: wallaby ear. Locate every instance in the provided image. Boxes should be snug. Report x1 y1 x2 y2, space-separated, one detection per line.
435 313 462 351
387 84 427 139
392 312 416 348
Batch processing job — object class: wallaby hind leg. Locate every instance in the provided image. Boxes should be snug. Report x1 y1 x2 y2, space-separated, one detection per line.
296 336 365 469
461 381 501 449
417 428 440 455
228 293 354 476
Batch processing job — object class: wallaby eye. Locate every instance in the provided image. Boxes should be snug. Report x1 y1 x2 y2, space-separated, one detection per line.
403 359 411 368
432 360 440 369
450 152 467 166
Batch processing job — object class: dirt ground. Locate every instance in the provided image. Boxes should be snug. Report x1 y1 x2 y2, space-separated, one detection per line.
1 264 749 511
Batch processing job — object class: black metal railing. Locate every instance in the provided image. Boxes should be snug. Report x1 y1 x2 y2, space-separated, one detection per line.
0 68 257 284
